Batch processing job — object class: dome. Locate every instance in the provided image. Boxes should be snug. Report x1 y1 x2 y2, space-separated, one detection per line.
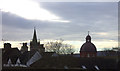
80 32 97 52
80 42 97 52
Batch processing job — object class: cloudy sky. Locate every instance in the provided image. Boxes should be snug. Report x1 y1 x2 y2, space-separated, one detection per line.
0 0 118 52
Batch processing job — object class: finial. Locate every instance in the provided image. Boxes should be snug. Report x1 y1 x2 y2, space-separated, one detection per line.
88 31 90 35
34 26 36 29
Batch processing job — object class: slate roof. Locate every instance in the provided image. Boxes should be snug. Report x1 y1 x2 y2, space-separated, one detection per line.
31 56 117 70
2 48 21 64
2 48 37 65
41 52 56 57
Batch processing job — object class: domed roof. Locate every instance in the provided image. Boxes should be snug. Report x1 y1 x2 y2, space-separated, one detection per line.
80 32 97 52
80 42 97 52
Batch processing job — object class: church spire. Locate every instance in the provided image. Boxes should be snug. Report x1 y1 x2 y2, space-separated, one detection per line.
32 27 37 43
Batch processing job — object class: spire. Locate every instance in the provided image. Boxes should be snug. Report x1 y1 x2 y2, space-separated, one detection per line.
32 27 37 43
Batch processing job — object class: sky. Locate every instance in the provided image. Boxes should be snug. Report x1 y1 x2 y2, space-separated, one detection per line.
0 0 119 53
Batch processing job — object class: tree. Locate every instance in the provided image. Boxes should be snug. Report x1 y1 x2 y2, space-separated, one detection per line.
45 39 75 54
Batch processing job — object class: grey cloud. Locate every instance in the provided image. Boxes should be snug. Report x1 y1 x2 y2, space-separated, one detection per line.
39 2 118 35
2 2 118 41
